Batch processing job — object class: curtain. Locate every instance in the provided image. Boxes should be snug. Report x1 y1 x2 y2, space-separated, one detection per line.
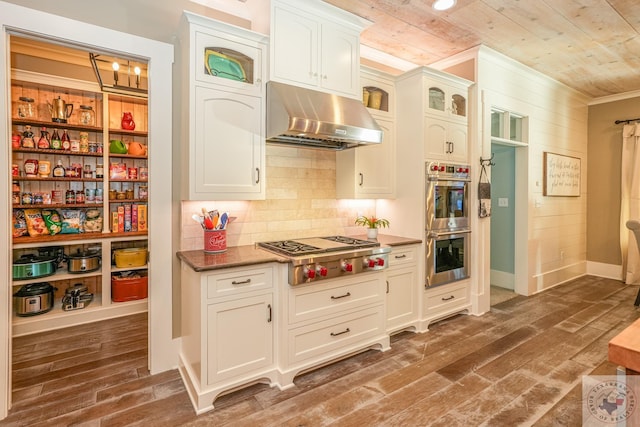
621 123 640 284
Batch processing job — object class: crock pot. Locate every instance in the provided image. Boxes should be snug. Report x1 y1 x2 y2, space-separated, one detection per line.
13 282 55 316
13 255 58 280
66 249 101 273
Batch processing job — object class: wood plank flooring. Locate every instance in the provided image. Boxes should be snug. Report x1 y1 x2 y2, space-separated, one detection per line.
6 275 640 426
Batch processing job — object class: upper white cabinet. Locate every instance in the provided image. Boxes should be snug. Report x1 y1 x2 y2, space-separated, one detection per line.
270 0 370 99
336 67 396 199
396 67 472 163
424 117 468 163
427 82 468 122
180 12 267 200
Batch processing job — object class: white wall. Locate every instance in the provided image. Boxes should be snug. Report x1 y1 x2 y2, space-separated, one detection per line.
436 46 590 303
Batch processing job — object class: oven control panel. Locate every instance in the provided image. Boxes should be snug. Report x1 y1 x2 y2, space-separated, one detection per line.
426 161 470 181
290 253 389 285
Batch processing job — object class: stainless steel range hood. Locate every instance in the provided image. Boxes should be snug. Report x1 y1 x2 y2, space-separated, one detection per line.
266 81 383 150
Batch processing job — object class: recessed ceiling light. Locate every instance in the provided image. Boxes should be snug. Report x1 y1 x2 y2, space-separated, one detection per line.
433 0 456 11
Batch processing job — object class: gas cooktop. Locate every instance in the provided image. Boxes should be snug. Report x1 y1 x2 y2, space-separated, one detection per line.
257 235 378 257
257 235 390 285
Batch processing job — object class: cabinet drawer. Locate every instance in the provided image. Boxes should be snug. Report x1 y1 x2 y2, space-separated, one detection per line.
387 245 418 269
206 266 273 299
424 282 469 312
288 275 384 324
287 306 385 364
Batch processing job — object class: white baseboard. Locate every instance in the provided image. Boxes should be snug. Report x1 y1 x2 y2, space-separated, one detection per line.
490 269 514 290
586 261 623 280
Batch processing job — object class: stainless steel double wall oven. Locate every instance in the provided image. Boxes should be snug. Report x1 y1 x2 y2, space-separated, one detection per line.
425 161 471 287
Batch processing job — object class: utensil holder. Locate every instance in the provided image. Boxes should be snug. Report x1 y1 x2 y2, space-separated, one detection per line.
204 230 227 253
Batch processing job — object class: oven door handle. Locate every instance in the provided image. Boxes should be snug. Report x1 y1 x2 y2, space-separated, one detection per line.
427 229 471 238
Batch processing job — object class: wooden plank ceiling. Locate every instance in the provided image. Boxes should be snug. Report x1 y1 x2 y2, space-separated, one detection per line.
325 0 640 98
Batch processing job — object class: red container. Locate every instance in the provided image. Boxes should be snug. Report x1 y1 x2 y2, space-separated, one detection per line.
204 230 227 253
112 272 148 302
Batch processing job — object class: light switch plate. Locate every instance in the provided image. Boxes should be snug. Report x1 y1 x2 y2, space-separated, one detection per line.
498 197 508 207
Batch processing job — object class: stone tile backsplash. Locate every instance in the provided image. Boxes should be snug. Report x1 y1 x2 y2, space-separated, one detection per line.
180 145 376 250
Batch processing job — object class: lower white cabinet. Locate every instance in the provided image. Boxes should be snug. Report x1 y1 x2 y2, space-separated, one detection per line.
206 294 273 384
385 245 419 334
278 272 390 387
179 262 278 414
421 280 471 331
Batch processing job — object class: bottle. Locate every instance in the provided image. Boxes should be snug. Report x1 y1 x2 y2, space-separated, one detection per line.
21 125 35 148
61 129 71 150
37 127 50 149
96 163 104 179
50 129 62 150
52 159 65 177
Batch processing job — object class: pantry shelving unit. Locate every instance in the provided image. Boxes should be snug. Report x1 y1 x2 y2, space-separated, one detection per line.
10 69 149 336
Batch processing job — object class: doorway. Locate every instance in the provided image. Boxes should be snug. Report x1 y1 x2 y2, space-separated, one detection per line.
488 107 529 304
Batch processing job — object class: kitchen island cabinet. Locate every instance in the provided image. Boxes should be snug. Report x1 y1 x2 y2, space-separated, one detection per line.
270 0 369 99
385 244 419 334
179 262 279 414
179 12 267 200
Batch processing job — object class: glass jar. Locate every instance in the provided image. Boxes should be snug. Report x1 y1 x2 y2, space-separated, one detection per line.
79 105 95 126
17 96 35 119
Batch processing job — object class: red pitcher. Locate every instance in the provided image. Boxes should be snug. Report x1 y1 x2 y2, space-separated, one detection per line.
121 112 135 131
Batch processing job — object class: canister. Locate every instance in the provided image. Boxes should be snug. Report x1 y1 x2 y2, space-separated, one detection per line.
109 189 117 200
51 190 63 204
33 193 43 204
96 163 104 179
139 167 148 180
138 186 148 200
75 190 85 204
95 188 104 203
85 188 96 202
21 192 32 205
125 188 134 199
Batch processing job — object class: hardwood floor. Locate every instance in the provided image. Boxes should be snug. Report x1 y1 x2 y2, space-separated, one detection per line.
6 275 640 426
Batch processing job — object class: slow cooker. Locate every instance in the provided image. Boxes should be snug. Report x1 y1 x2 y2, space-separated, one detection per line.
13 282 56 316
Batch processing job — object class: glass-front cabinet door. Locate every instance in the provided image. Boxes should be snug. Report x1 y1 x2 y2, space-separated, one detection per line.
194 27 266 95
427 85 466 119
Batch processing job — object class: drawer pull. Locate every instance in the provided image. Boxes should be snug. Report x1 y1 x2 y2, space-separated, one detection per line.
331 292 351 300
394 254 407 259
267 304 272 323
231 279 252 285
330 328 350 337
386 281 389 294
442 295 455 301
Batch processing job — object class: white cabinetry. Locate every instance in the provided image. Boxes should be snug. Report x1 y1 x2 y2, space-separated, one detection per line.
421 280 471 331
424 116 468 163
278 273 390 387
179 263 278 414
336 67 396 199
270 0 369 98
385 245 419 334
180 12 267 200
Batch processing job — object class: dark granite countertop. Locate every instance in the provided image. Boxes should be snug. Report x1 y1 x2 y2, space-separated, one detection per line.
177 234 422 272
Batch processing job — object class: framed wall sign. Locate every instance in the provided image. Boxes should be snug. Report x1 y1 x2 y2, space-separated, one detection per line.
543 152 581 196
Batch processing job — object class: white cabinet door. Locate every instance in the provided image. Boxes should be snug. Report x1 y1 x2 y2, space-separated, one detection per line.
426 82 468 122
270 2 362 98
385 245 419 333
271 6 318 88
424 117 467 162
320 23 359 97
192 86 264 199
386 266 418 333
207 293 273 384
336 115 395 198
